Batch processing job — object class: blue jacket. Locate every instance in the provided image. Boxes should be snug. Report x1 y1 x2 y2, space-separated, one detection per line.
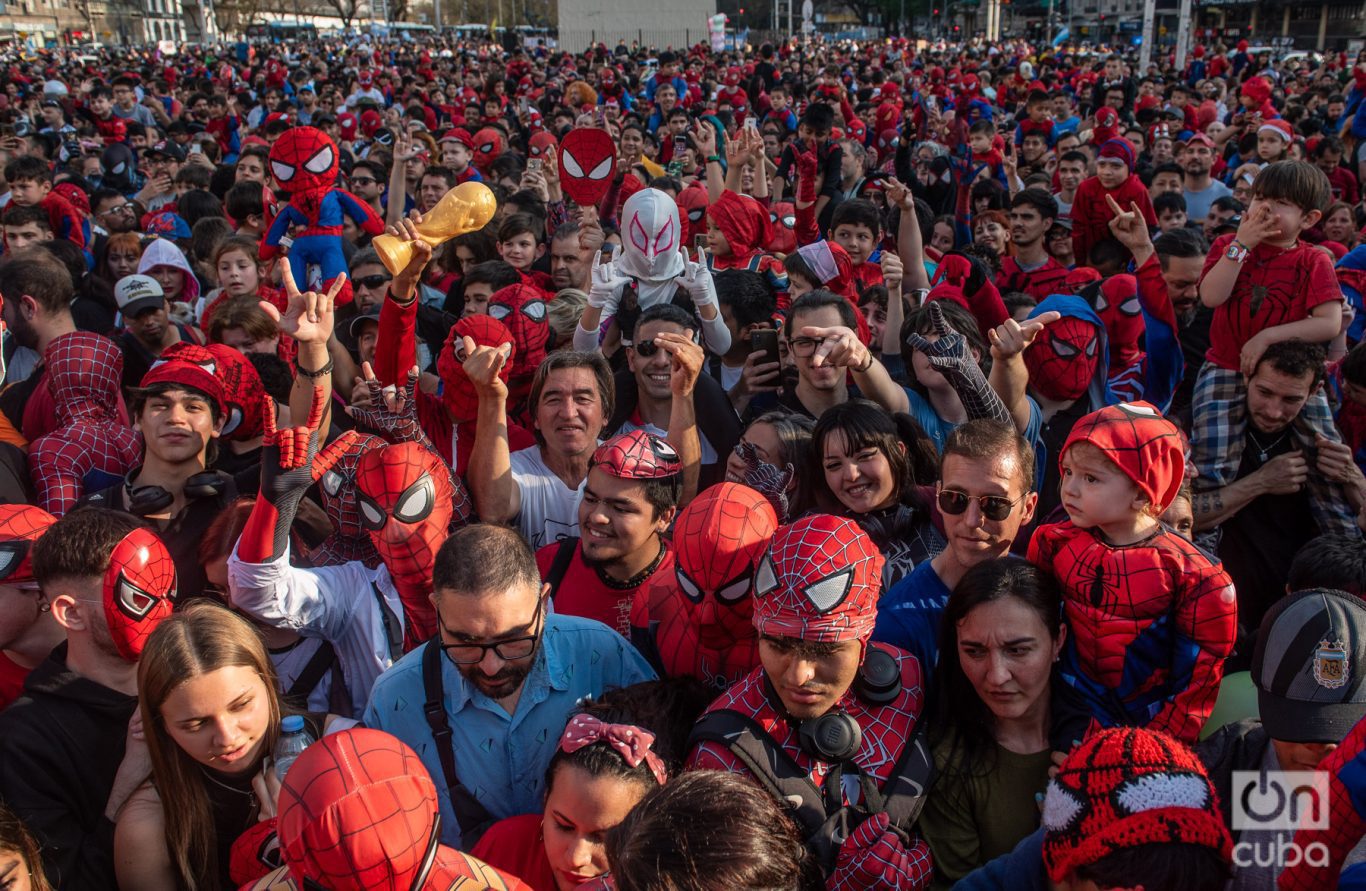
955 828 1048 890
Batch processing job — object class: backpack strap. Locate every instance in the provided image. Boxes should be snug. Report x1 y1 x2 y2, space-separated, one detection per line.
420 639 498 846
283 640 337 709
545 537 577 600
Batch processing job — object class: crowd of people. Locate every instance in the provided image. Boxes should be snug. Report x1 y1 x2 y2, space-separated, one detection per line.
0 26 1365 891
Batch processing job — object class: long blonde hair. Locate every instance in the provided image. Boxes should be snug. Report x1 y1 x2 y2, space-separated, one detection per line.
138 601 282 891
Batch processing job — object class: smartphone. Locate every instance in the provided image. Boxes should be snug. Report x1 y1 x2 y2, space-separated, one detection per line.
527 157 543 173
189 144 203 156
0 124 13 139
694 234 707 257
750 328 780 368
673 133 688 160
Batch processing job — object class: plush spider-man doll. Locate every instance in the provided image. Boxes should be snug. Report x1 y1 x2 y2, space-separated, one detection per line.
240 728 530 891
688 514 934 890
717 67 749 117
1028 402 1237 745
630 483 776 692
29 332 140 517
260 127 385 305
104 527 178 663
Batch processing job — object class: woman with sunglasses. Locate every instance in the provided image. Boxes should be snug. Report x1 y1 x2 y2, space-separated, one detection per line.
809 399 943 587
917 557 1066 889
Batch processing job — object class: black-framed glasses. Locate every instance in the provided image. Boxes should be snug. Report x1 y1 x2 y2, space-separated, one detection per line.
350 176 378 186
787 337 821 358
355 274 392 289
633 338 665 358
937 488 1026 522
436 596 544 665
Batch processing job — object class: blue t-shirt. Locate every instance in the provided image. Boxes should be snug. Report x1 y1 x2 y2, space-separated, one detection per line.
873 559 953 686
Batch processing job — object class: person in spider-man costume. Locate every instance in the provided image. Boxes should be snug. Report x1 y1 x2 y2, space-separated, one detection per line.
260 127 385 305
1028 402 1237 745
630 482 776 693
716 67 749 117
687 514 935 890
1022 294 1117 408
471 128 504 179
310 430 385 569
0 504 57 708
241 727 530 891
103 526 178 663
1079 272 1184 411
676 183 710 249
766 201 798 256
487 284 549 412
28 332 140 517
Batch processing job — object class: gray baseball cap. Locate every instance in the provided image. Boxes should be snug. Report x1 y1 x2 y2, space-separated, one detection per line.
1252 587 1366 743
114 274 165 317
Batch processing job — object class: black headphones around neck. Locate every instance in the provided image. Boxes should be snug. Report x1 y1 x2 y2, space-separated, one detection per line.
794 647 903 763
124 467 231 517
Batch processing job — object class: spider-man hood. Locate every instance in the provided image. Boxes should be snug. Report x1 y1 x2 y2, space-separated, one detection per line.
136 238 200 305
708 191 771 267
1026 295 1117 410
617 188 686 284
45 331 123 423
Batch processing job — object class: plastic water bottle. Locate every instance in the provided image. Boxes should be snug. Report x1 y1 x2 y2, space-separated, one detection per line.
273 715 315 784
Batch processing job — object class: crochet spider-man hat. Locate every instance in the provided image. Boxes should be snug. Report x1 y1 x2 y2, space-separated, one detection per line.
1042 727 1231 883
591 430 681 480
752 514 884 643
1062 401 1184 514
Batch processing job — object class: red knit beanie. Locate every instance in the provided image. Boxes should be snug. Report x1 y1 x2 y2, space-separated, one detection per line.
1042 727 1232 883
1098 137 1136 173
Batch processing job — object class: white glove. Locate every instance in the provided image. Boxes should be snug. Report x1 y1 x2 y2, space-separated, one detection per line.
588 245 629 313
675 254 718 310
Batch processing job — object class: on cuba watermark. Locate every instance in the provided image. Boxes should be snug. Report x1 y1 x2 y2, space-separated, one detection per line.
1231 770 1331 869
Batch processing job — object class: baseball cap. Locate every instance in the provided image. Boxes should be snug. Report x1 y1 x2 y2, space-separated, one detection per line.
114 274 166 317
146 139 187 162
1252 587 1366 743
1185 131 1217 149
348 306 381 338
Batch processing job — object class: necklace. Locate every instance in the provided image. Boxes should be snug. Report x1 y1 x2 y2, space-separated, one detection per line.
591 539 667 590
199 765 258 807
1247 427 1292 463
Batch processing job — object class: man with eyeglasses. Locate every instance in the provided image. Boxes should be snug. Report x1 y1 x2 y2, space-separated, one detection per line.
90 188 137 237
362 523 654 849
349 159 387 217
873 420 1038 681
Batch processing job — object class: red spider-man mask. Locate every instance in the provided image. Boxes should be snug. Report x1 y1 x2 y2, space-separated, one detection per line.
1084 275 1144 372
319 431 386 539
674 483 777 651
102 527 177 663
528 130 558 159
278 728 443 890
1024 315 1100 403
471 127 503 174
676 185 710 248
724 66 742 87
1063 401 1185 513
355 442 454 594
0 504 56 585
268 126 338 195
752 514 884 644
766 201 797 255
591 429 682 479
435 315 514 423
559 128 616 207
204 344 267 442
487 284 548 388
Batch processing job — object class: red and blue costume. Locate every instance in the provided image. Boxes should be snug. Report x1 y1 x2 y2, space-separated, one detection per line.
261 127 384 304
1029 402 1237 745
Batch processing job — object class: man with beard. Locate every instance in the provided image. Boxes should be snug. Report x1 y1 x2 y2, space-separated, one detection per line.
0 253 81 448
1181 132 1232 223
362 524 654 849
0 507 177 891
996 189 1068 300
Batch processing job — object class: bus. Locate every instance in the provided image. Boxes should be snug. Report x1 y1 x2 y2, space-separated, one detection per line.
244 21 319 43
365 22 436 41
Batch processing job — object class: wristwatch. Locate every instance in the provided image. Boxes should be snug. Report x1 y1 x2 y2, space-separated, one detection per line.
1224 240 1250 264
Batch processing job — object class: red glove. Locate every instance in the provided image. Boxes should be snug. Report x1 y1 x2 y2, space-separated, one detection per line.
797 149 819 206
228 818 279 888
825 813 932 891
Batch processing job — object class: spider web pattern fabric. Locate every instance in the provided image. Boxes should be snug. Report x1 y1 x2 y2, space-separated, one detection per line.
687 645 933 889
630 483 776 692
0 505 55 583
753 514 885 643
1063 401 1184 513
1029 522 1236 744
311 431 385 569
29 332 140 517
102 527 178 662
1280 714 1366 891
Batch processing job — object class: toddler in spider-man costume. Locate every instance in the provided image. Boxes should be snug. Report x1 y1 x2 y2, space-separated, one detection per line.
1028 401 1238 745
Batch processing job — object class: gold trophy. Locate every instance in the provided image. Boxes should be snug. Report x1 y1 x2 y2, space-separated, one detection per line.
373 181 497 275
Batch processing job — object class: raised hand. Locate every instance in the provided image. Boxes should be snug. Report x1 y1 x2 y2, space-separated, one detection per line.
801 325 872 371
264 256 344 345
261 386 358 505
386 210 434 301
655 331 703 398
674 247 718 309
694 120 718 157
347 363 425 445
1235 201 1282 251
1104 194 1152 253
881 250 905 291
988 310 1061 361
734 439 793 520
884 176 915 213
588 245 630 311
906 301 972 372
462 336 512 400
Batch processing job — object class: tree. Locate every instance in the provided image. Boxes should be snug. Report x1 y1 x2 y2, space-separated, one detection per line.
317 0 361 28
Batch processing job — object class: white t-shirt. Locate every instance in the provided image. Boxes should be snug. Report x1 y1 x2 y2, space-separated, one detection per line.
719 362 744 393
616 419 718 466
510 445 586 549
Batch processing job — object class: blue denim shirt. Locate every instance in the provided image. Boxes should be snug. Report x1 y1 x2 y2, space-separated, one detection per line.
362 612 656 849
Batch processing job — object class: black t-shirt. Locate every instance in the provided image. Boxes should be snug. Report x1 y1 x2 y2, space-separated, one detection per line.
1170 306 1214 429
1218 428 1317 657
